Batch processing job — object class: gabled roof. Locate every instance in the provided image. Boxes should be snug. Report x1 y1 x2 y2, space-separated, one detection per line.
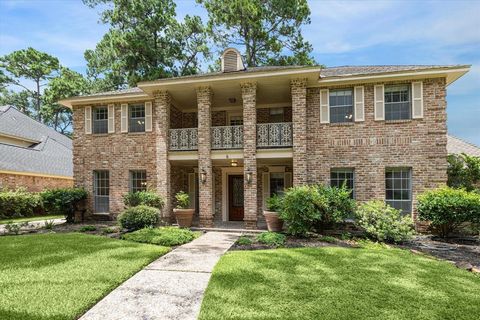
0 106 73 177
447 135 480 157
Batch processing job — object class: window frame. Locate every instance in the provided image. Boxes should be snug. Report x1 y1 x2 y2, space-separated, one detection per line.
93 170 109 213
329 89 354 123
330 168 355 199
385 167 412 215
384 84 411 121
92 106 108 134
129 170 147 193
128 104 146 132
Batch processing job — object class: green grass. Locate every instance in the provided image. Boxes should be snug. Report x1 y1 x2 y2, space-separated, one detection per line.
0 215 64 224
0 233 170 320
200 247 480 320
122 226 201 246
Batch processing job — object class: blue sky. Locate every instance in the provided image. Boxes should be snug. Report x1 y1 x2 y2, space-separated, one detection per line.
1 0 479 144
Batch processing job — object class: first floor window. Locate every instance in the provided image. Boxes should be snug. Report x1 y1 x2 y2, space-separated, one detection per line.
93 106 108 134
270 172 285 196
129 104 145 132
385 168 412 214
130 170 147 192
93 170 109 213
330 169 355 198
329 89 353 123
385 85 410 120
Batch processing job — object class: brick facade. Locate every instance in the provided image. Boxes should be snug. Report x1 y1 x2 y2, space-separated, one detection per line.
0 172 73 192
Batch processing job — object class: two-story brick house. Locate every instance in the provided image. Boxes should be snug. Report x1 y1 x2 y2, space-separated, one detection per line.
60 48 469 229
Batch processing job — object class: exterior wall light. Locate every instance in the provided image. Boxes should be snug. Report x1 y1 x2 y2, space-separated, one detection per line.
246 171 253 184
230 159 238 167
200 170 207 184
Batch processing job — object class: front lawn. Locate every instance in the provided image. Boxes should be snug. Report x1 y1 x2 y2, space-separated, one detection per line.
0 233 170 320
0 214 64 224
199 246 480 320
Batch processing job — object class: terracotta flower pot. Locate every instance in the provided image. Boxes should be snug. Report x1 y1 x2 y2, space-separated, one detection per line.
174 208 195 228
263 211 284 232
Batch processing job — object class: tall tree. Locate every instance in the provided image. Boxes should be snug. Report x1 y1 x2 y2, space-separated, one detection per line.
0 47 60 121
198 0 315 67
83 0 210 88
42 67 91 135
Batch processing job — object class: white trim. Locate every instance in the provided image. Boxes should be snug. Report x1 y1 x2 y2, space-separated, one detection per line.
107 104 115 133
256 148 293 158
320 89 329 124
354 86 365 122
374 85 385 121
411 81 424 119
85 106 92 134
221 167 244 222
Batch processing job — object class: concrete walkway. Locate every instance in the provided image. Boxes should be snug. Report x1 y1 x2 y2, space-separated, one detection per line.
80 231 240 320
0 218 65 235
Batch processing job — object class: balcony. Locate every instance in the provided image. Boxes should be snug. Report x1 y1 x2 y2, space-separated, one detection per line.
211 125 243 149
257 122 292 148
169 128 198 151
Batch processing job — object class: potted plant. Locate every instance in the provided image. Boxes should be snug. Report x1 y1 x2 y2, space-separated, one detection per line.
173 191 195 228
263 194 284 232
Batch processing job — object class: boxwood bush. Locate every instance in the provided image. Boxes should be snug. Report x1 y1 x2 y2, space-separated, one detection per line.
118 205 159 231
40 188 87 223
256 232 286 246
355 200 414 243
123 191 165 209
0 188 42 219
417 187 480 237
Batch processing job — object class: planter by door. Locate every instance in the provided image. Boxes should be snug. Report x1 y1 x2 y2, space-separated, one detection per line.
263 211 284 232
174 208 195 228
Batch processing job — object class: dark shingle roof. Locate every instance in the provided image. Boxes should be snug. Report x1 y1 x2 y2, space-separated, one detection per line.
447 135 480 157
0 106 73 177
319 65 466 78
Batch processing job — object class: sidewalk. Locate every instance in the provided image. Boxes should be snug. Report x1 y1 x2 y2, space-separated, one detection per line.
80 231 240 320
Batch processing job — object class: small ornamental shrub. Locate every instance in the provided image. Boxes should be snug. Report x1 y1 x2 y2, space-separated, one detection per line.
280 185 355 236
102 227 117 234
4 222 29 235
318 235 337 243
175 191 190 209
417 187 480 237
118 205 159 231
355 201 414 243
266 194 283 212
79 225 97 232
236 236 253 246
44 220 55 230
41 188 87 223
123 191 165 209
122 227 200 246
256 232 286 246
0 188 42 219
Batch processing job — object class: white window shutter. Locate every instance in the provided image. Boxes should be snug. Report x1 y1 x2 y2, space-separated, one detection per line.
145 101 153 132
412 81 423 119
108 104 115 133
374 85 385 121
354 86 365 122
284 172 292 190
320 89 330 124
84 106 92 134
121 104 128 133
262 172 270 210
188 173 196 210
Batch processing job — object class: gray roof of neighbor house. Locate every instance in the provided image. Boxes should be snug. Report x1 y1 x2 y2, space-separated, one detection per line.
0 106 73 177
447 135 480 157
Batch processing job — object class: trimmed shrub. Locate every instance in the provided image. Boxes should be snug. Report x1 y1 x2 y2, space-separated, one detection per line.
122 227 199 246
79 225 97 232
256 232 286 246
355 201 414 243
236 236 253 246
280 185 355 236
40 188 87 223
0 188 42 219
117 205 159 231
417 187 480 237
123 191 165 209
266 194 283 212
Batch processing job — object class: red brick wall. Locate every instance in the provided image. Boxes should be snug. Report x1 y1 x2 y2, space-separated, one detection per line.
0 173 73 192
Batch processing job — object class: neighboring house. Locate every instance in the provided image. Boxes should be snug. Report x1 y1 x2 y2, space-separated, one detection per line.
0 106 73 192
60 48 470 229
447 135 480 157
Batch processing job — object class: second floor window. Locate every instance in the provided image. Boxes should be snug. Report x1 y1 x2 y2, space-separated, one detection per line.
130 170 147 192
93 107 108 134
129 104 145 132
385 85 410 120
329 89 353 123
269 108 284 123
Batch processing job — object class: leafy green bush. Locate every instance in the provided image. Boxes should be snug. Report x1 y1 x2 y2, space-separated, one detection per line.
318 235 337 243
417 187 480 237
280 185 355 236
123 191 165 209
0 188 42 219
117 205 159 231
175 191 190 209
122 227 199 246
355 201 414 243
266 194 283 212
40 188 87 223
236 236 253 246
4 221 29 235
79 225 97 232
256 232 286 246
447 153 480 191
102 227 117 234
